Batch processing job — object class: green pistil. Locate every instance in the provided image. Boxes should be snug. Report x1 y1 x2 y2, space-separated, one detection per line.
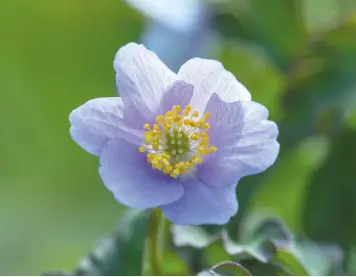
165 128 190 157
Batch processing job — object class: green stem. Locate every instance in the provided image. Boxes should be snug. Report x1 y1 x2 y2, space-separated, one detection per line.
142 208 165 276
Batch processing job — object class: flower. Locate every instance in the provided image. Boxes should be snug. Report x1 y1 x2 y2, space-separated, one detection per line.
69 43 279 225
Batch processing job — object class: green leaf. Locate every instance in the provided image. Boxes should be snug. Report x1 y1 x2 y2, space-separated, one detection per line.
73 234 122 276
209 261 252 276
161 251 190 276
172 225 214 249
243 218 292 247
281 21 356 146
302 129 356 248
290 241 343 275
214 0 307 70
171 226 278 264
115 209 149 276
221 230 277 263
240 260 293 276
272 249 309 276
244 137 329 231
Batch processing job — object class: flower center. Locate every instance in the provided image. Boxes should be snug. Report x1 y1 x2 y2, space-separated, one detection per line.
138 104 217 178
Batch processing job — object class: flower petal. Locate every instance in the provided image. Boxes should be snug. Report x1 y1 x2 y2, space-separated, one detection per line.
69 97 143 156
99 139 184 209
160 80 194 113
198 94 279 186
161 177 238 225
178 58 251 113
114 43 177 127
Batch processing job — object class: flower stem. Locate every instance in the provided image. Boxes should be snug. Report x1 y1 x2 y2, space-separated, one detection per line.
142 208 165 275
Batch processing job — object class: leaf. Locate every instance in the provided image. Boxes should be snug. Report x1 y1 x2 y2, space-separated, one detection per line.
242 138 330 241
209 261 252 276
290 241 343 275
172 225 215 249
172 220 313 275
214 0 307 70
73 234 122 276
272 249 309 276
221 230 277 263
238 214 343 275
243 218 292 247
115 209 149 276
302 129 356 248
281 21 356 146
240 260 293 276
171 226 278 264
161 251 190 276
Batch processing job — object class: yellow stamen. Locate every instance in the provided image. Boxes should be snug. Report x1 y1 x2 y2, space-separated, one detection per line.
138 104 217 178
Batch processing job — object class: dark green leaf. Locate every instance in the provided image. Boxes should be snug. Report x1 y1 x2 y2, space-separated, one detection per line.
214 0 307 70
115 209 149 276
74 234 122 276
281 21 356 146
302 129 356 247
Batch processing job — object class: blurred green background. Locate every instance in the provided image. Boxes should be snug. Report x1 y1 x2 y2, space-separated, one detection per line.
1 0 356 275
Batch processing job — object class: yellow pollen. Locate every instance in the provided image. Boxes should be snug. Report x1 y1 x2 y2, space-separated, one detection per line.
192 111 199 117
165 111 173 117
138 104 217 178
203 123 211 130
173 105 181 113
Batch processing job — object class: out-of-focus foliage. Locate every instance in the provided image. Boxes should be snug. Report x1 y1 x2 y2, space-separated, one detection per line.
0 0 143 275
1 0 356 275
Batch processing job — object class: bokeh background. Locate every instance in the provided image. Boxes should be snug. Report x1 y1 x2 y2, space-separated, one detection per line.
1 0 356 275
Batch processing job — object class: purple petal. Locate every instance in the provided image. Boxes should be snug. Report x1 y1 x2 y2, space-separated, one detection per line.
99 139 184 209
160 80 193 113
161 177 238 225
69 97 143 156
198 94 279 186
114 43 177 127
178 58 251 113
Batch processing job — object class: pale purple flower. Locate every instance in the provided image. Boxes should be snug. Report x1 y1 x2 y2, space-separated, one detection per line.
69 43 279 226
